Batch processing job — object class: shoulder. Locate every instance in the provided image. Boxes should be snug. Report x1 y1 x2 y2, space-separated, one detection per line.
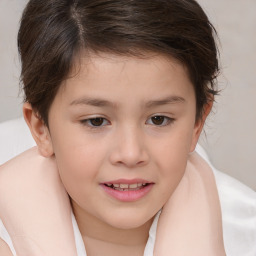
0 238 13 256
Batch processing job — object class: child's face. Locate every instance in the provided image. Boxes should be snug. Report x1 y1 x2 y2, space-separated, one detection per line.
45 53 203 229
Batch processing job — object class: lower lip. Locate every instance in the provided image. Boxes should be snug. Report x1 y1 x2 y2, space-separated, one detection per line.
100 184 154 202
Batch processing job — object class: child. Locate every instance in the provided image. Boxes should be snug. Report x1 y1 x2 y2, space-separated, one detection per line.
0 0 255 255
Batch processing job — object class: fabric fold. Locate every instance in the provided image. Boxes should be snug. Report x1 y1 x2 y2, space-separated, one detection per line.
154 151 226 255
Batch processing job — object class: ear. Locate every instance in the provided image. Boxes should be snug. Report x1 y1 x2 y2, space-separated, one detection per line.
23 103 54 157
190 99 213 152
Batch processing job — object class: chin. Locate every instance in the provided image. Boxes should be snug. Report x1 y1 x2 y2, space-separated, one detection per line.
110 220 147 230
105 211 154 230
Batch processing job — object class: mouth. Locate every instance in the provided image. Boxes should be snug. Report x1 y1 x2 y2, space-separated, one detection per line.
100 179 154 202
103 182 150 191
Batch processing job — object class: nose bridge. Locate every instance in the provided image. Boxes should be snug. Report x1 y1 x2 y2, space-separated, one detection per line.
109 123 149 167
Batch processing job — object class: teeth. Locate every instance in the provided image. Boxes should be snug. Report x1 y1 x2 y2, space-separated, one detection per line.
120 184 129 189
105 183 149 190
129 184 138 189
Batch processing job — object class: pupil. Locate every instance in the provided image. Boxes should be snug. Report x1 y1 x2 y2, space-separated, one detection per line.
152 116 164 125
91 118 103 126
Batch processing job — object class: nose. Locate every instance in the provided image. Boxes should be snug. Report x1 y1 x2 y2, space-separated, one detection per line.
109 125 149 168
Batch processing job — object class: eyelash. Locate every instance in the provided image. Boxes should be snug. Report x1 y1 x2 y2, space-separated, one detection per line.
80 115 175 129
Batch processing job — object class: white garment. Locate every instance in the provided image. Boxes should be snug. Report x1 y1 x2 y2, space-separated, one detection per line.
213 169 256 256
198 148 256 256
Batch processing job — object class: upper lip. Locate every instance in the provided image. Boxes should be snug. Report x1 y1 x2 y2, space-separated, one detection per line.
101 178 153 184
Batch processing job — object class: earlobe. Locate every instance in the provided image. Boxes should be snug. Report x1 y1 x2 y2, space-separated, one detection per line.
190 100 213 152
23 103 54 157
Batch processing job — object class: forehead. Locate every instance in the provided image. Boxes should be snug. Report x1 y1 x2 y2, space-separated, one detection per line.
72 51 186 76
57 52 195 106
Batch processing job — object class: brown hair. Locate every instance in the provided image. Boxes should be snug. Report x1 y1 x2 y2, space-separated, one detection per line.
18 0 219 126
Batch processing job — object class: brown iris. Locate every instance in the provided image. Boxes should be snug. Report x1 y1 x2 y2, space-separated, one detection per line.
151 116 165 125
90 118 104 126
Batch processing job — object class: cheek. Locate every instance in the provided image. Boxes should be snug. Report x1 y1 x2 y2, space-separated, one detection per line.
158 151 187 198
153 125 194 167
152 126 194 197
50 131 107 195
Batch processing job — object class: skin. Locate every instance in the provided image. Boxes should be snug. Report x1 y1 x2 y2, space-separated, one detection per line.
24 52 211 256
0 238 13 256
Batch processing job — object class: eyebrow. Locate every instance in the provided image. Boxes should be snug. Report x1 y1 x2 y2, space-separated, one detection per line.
70 97 117 108
144 96 186 108
70 95 185 108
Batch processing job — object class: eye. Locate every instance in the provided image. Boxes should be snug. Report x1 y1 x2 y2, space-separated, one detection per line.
146 115 174 126
80 117 110 127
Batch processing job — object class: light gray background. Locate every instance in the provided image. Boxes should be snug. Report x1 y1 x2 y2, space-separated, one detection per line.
0 0 255 190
